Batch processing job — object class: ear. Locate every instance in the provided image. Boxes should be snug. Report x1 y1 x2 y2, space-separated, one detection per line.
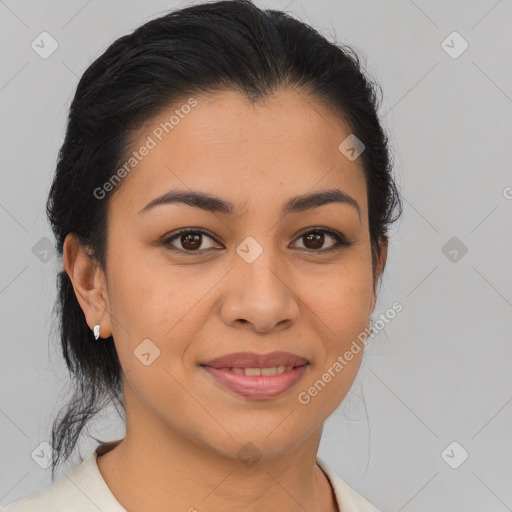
369 238 388 314
62 233 112 339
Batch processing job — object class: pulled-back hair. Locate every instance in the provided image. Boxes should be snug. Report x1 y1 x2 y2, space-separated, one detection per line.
46 0 402 479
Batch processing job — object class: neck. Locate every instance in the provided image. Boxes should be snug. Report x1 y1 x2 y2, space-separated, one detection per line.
96 428 338 512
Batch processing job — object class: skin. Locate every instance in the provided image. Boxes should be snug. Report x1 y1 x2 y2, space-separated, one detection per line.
64 87 387 512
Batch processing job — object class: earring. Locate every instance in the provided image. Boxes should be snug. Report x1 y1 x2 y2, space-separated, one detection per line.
93 324 100 340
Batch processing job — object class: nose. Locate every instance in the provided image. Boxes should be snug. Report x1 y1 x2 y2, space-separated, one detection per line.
219 247 300 333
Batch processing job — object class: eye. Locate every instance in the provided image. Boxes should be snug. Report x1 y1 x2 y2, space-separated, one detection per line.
161 227 352 255
162 228 222 253
291 228 351 252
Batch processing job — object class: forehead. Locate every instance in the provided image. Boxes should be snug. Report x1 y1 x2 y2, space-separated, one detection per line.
110 88 368 220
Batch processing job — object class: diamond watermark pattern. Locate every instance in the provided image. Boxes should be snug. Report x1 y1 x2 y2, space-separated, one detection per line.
338 134 365 161
31 441 54 469
134 338 161 366
236 236 263 263
32 236 57 263
441 441 469 469
441 31 468 59
442 236 468 263
31 31 59 59
237 442 262 468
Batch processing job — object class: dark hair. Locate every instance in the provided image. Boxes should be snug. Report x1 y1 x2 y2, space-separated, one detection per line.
46 0 402 478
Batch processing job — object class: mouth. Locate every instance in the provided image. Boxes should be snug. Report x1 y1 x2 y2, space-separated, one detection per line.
199 351 310 400
213 365 300 376
200 350 309 369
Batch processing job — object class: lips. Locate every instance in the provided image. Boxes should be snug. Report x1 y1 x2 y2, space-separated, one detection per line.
202 366 308 399
200 351 309 369
200 351 310 399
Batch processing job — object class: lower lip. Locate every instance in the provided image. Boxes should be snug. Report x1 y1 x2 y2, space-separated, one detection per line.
201 365 309 399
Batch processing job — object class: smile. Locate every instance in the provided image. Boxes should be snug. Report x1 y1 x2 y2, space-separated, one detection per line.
201 364 309 399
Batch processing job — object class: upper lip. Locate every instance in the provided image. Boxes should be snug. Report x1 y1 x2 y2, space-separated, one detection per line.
200 351 309 369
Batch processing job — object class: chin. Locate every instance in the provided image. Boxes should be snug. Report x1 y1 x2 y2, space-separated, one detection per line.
192 420 312 463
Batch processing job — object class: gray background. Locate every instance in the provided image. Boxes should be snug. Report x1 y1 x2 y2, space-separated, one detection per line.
1 1 511 510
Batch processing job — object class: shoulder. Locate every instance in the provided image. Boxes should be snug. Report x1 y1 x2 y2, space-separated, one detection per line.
1 452 120 512
316 457 381 512
2 473 79 512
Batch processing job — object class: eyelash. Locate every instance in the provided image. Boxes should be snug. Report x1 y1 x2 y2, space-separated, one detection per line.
160 227 352 255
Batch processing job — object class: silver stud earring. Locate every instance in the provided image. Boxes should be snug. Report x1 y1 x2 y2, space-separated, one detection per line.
93 324 100 340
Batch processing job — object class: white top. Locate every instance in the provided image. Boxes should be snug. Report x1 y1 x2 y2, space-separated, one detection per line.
2 441 380 512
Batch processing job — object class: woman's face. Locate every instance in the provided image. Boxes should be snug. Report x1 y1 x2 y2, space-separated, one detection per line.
95 88 385 460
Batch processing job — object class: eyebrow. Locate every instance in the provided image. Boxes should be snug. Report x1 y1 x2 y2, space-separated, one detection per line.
138 187 361 222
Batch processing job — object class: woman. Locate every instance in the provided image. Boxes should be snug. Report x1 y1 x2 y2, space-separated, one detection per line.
4 0 402 510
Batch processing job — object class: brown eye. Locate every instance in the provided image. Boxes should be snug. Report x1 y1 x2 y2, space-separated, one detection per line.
292 228 350 252
180 232 202 250
163 229 220 253
162 227 350 256
302 231 324 250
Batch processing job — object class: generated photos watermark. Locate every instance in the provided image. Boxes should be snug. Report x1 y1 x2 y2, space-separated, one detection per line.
297 301 403 405
93 97 198 200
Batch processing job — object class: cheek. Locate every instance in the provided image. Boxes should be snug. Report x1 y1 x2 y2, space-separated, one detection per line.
296 258 374 339
295 265 372 416
106 250 216 354
107 247 169 323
